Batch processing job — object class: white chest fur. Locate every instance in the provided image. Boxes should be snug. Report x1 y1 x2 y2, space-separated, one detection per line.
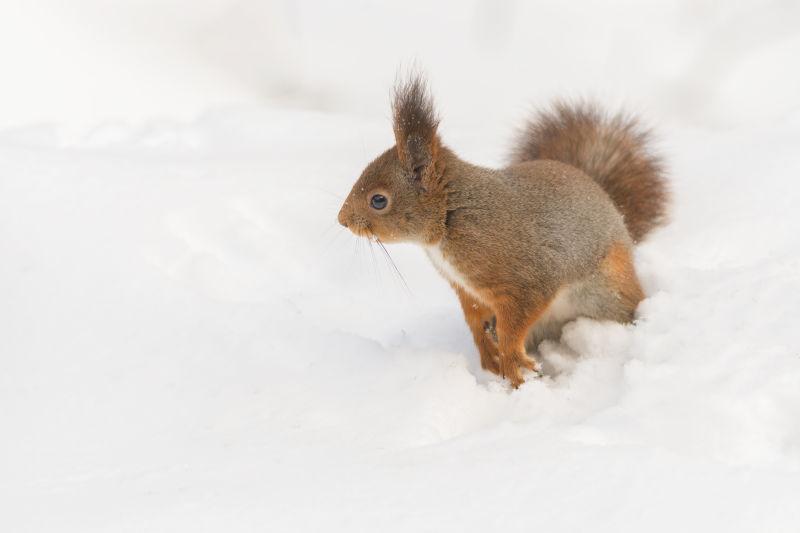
425 244 481 300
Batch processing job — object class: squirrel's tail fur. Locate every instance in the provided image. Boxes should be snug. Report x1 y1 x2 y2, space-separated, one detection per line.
510 102 668 242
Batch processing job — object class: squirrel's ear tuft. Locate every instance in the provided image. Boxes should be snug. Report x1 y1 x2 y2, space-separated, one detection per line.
392 74 441 172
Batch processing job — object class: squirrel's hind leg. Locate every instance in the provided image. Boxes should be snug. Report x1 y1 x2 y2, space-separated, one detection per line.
518 242 644 368
581 241 645 323
527 242 644 350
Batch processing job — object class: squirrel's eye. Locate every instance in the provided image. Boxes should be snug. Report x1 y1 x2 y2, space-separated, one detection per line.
370 194 388 210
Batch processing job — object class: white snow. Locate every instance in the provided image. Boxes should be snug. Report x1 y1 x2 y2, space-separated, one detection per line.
2 1 800 532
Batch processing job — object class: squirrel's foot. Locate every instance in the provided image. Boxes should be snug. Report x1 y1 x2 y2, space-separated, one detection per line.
500 351 541 388
480 351 501 375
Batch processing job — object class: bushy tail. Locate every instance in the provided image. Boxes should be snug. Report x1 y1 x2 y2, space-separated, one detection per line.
510 102 669 242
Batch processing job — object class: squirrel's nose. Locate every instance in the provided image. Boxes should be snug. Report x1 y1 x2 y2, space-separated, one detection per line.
337 207 349 228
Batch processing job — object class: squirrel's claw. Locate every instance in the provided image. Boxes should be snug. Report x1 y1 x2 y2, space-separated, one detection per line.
501 352 542 388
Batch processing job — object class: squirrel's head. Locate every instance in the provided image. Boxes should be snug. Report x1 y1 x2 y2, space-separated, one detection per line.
338 75 448 244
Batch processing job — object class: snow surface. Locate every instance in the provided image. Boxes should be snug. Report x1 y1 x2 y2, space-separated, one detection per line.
2 1 800 532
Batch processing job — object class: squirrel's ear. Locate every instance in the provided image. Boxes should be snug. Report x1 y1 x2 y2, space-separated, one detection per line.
392 74 441 181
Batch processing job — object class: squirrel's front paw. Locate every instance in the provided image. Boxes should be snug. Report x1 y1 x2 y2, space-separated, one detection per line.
480 350 501 375
500 352 540 388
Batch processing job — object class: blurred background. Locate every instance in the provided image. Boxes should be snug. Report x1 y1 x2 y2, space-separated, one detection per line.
2 0 799 131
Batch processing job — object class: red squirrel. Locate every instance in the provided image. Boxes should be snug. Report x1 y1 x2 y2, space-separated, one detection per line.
338 74 668 387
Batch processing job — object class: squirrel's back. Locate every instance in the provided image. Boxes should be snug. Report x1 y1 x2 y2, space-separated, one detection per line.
509 102 669 242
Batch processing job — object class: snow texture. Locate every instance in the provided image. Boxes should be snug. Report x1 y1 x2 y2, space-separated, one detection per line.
1 1 799 532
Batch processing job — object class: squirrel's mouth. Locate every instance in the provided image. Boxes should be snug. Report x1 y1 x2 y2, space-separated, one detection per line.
342 221 371 239
351 224 372 238
338 209 398 243
338 212 373 239
350 224 398 245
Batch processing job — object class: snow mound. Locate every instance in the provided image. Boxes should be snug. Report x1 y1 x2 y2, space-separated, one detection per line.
1 106 799 531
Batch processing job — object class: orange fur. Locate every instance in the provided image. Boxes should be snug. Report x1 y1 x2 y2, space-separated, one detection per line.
492 296 548 388
601 242 645 319
453 285 501 375
455 283 550 387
